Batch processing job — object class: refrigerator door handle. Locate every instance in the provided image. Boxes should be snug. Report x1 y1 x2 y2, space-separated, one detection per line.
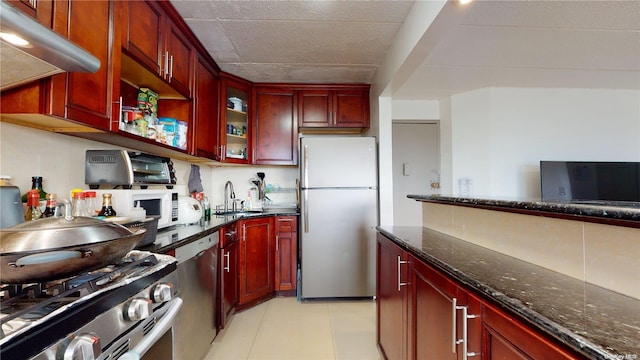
303 190 309 233
303 144 309 188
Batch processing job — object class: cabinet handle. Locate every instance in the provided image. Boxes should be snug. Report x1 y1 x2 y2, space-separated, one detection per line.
452 297 458 353
163 51 169 78
276 234 279 251
168 54 174 81
455 305 479 360
224 252 230 272
242 224 246 241
397 256 409 291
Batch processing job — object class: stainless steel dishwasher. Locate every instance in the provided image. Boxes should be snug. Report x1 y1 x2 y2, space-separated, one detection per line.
173 231 219 360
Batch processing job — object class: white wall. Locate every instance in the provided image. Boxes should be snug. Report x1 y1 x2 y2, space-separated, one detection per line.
444 87 640 197
0 122 296 211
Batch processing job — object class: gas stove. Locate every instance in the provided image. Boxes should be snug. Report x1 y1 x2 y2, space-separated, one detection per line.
0 250 180 360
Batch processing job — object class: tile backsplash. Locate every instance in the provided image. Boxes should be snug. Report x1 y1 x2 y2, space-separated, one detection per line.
422 202 640 299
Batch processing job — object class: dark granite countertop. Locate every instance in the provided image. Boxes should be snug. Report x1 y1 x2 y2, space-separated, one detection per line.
377 226 640 360
408 195 640 228
139 209 299 253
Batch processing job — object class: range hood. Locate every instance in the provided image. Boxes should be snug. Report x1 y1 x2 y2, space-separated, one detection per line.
0 1 100 91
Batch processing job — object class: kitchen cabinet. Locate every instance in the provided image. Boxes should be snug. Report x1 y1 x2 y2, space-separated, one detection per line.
238 216 275 308
275 216 298 292
0 0 113 130
377 233 409 360
220 72 252 164
120 0 193 98
6 0 52 26
193 53 220 160
377 232 584 360
482 302 579 359
252 86 298 165
219 223 239 329
299 86 370 130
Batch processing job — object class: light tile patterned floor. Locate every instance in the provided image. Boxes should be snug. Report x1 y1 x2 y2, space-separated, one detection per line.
204 297 382 360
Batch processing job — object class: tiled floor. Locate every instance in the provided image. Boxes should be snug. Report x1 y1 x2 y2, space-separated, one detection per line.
204 297 381 360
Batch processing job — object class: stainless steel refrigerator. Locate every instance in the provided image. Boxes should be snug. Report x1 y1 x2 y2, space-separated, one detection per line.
300 136 378 299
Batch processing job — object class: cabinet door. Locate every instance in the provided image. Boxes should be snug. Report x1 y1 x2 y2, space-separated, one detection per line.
275 216 297 291
299 89 331 128
253 87 298 165
193 55 220 160
410 255 459 360
164 20 193 98
49 0 112 129
334 89 369 128
220 239 238 329
377 233 409 360
239 217 275 306
220 73 252 164
123 0 163 75
482 302 581 360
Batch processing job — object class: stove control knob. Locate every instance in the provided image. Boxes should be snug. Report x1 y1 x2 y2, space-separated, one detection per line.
124 297 153 321
152 282 174 303
63 333 101 360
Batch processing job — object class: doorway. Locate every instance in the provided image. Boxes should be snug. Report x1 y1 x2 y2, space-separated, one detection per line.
392 122 440 226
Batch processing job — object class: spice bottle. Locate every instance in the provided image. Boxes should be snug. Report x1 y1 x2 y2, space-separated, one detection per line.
42 193 58 218
71 191 88 217
25 189 43 221
85 191 98 216
98 193 117 217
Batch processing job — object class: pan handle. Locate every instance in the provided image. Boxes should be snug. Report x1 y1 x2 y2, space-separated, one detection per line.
13 250 91 267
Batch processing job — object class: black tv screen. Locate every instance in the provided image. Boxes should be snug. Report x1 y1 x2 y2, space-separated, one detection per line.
540 161 640 203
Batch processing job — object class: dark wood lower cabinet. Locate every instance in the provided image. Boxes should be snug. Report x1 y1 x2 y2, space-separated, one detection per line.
377 233 409 360
377 232 584 360
275 216 297 292
238 217 275 308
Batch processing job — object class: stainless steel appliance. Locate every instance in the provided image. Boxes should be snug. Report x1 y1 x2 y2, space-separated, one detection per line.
173 232 219 360
0 251 182 360
85 150 177 189
300 136 378 299
0 1 100 91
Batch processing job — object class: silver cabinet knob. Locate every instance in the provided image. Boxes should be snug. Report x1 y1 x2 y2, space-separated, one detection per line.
124 298 153 321
63 333 101 360
152 282 173 303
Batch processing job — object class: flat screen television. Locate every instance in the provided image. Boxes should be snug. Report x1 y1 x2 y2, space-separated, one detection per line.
540 161 640 203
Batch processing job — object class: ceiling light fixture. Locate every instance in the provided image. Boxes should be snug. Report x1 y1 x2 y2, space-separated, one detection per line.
458 0 473 5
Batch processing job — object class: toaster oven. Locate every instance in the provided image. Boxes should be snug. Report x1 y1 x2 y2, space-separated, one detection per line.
85 150 177 189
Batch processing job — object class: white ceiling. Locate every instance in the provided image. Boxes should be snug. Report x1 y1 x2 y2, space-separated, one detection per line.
171 0 640 100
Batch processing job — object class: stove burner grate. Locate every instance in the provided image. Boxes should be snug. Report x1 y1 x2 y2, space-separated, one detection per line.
0 254 159 339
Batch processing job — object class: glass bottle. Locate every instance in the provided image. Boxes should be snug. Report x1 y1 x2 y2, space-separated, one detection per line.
42 193 58 218
71 191 87 217
21 176 47 203
98 193 117 217
25 190 43 221
85 191 98 216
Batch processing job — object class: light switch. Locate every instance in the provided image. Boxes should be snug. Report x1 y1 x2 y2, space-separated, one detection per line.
403 162 410 176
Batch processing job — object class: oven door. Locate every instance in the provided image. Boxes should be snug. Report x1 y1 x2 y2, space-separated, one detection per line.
118 297 183 360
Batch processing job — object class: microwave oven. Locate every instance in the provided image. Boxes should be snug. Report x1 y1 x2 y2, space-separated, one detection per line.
93 189 179 229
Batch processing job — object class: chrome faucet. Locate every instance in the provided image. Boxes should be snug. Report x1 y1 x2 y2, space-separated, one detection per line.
224 181 236 213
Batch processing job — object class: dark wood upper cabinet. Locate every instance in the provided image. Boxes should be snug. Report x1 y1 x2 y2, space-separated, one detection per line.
299 85 370 130
220 72 252 164
252 86 298 165
122 0 163 75
193 54 220 160
121 0 193 98
0 0 113 131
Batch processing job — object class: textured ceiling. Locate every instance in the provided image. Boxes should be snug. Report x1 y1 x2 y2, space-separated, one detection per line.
171 0 414 84
171 0 640 100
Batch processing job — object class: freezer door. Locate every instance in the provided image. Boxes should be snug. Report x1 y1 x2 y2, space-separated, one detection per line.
300 137 377 188
301 188 377 298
